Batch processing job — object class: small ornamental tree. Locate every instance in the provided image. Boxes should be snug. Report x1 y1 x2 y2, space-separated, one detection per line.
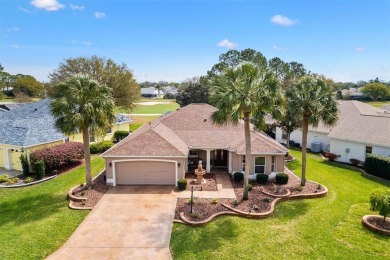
20 153 30 176
370 189 390 224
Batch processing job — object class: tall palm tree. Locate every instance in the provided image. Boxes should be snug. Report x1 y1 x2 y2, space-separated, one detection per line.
210 63 283 200
50 74 115 187
286 75 338 186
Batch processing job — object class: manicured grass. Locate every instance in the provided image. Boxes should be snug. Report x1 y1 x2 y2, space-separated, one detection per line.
170 150 390 259
364 100 390 108
132 100 179 114
0 157 105 259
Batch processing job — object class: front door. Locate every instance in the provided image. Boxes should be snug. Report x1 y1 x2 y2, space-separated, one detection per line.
214 150 228 167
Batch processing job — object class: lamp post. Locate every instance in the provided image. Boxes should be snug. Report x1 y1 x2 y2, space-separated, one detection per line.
190 186 194 213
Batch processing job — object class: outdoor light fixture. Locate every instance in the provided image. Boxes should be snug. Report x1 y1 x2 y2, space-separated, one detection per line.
109 162 112 167
190 186 194 213
178 163 181 168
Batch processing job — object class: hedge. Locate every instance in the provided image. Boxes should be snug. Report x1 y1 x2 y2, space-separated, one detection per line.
30 142 84 172
365 154 390 180
113 130 129 142
90 141 114 154
34 160 45 180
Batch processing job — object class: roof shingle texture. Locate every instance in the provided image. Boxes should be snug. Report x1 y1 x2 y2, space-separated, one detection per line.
103 103 288 157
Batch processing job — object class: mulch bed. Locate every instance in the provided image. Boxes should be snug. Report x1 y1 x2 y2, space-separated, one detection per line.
174 169 325 222
72 174 110 208
184 172 217 191
367 216 390 230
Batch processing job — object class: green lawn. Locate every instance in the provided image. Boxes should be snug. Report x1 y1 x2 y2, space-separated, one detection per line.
170 150 390 259
364 100 390 108
132 100 179 114
0 157 105 259
130 115 160 132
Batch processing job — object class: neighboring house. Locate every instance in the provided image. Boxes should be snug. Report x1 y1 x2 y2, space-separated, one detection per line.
102 103 288 186
0 99 131 171
340 87 366 100
163 86 178 98
140 87 164 98
273 101 390 163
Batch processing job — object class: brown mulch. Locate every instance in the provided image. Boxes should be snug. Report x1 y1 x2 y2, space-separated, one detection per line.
367 216 390 230
184 172 217 191
174 169 326 222
175 198 232 221
72 173 110 208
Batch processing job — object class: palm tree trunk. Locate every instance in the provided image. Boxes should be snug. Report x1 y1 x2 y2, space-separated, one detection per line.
82 127 93 188
301 116 309 186
243 112 251 200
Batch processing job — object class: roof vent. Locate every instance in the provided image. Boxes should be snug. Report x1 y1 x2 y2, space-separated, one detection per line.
34 108 38 112
204 119 207 122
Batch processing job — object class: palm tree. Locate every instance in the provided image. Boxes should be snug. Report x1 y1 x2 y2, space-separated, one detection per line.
210 63 283 200
50 74 115 187
286 75 338 186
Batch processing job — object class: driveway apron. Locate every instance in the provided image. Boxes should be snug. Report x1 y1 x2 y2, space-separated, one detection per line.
48 186 177 260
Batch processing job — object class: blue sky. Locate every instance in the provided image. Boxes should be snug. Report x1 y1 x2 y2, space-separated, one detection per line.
0 0 389 83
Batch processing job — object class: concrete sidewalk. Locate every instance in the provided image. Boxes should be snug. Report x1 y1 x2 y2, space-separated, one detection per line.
177 170 236 199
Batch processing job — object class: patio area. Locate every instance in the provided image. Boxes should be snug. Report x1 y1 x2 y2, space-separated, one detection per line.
0 168 22 178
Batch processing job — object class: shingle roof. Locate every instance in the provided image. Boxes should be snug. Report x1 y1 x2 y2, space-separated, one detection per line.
102 103 288 157
328 101 390 147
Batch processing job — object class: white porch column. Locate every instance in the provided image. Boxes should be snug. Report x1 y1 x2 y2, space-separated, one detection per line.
206 149 211 173
228 151 232 173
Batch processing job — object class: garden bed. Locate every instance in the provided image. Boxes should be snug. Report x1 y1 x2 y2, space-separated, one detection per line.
184 172 217 191
362 215 390 236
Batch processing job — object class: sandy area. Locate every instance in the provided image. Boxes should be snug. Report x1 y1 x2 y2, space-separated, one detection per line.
136 102 171 106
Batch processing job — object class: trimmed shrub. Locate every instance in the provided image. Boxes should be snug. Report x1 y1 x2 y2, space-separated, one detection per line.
365 154 390 180
256 173 268 184
177 179 187 191
0 174 8 183
323 152 338 161
275 172 289 185
25 177 34 183
90 141 114 154
233 172 244 182
113 130 129 143
20 153 30 176
30 142 84 172
34 160 45 180
349 158 362 166
7 177 19 185
247 183 253 191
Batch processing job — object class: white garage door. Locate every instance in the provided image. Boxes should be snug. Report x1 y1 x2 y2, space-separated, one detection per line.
115 161 176 185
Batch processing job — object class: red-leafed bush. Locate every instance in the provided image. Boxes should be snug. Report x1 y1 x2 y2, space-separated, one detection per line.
30 142 84 172
349 158 363 166
323 152 338 161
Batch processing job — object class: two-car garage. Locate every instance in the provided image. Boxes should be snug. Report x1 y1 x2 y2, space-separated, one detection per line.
110 159 180 186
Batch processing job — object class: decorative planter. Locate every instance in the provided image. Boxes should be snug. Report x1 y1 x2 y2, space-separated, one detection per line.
362 215 390 236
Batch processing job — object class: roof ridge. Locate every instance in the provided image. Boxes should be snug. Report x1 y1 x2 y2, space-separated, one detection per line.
152 122 188 155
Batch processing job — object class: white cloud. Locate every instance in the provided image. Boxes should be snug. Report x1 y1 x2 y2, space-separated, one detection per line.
94 12 106 19
11 44 20 48
355 47 366 52
217 39 237 49
7 27 19 32
83 41 92 46
71 39 78 43
272 45 282 51
18 6 32 14
70 4 84 11
271 14 299 26
30 0 65 11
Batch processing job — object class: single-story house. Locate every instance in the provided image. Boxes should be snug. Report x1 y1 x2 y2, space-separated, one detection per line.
0 99 131 171
102 103 288 186
272 101 390 163
140 87 164 98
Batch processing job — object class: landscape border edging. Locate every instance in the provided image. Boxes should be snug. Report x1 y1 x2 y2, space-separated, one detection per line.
0 175 57 188
179 211 239 226
362 215 390 236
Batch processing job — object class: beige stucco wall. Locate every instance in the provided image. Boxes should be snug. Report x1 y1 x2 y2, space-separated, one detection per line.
230 152 285 175
104 157 186 182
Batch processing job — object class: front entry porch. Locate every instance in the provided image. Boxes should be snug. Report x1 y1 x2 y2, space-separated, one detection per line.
186 149 232 174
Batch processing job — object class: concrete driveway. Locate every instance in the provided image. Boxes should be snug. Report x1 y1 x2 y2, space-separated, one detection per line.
48 186 177 260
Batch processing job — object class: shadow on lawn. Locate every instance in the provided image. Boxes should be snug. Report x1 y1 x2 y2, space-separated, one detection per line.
171 217 239 258
0 193 66 226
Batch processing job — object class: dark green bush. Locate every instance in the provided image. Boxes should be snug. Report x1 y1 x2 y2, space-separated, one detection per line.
233 172 244 182
275 172 289 185
365 154 390 180
113 130 130 142
90 141 114 154
177 179 187 191
34 160 45 180
256 173 268 184
20 153 30 176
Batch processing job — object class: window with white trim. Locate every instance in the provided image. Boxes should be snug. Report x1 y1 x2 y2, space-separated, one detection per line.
189 150 199 157
282 129 287 140
271 156 276 172
254 157 265 174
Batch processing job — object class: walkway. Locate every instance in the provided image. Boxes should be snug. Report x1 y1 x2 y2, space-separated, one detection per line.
177 169 236 199
0 167 22 178
48 186 177 260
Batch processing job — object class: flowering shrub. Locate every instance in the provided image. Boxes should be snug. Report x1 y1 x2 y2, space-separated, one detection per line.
323 152 338 161
30 142 84 171
349 158 362 166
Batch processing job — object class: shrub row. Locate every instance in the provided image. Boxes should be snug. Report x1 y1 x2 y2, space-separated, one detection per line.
90 141 114 154
365 154 390 180
30 142 84 172
276 173 289 184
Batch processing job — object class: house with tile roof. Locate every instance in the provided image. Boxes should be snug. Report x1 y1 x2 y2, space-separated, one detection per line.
272 100 390 163
102 103 288 186
0 99 131 171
